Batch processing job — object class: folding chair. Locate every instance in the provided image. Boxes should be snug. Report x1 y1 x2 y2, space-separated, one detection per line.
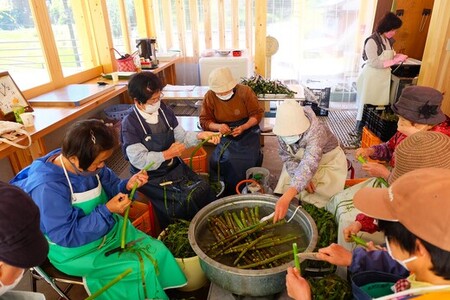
30 258 84 300
30 195 158 299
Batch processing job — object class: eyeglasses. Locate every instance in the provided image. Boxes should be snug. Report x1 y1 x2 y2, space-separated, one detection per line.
147 92 164 105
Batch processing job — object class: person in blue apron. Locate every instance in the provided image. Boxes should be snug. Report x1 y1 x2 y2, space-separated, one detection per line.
199 67 264 196
10 119 187 300
121 72 220 230
355 12 408 133
272 99 347 222
0 182 48 300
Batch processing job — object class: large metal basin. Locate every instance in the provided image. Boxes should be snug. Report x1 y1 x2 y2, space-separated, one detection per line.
188 194 318 297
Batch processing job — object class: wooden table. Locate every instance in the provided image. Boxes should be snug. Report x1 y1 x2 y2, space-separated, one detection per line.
1 85 128 174
162 85 306 101
1 56 181 174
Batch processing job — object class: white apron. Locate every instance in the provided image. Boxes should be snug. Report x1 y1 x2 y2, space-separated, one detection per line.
356 49 394 121
274 146 347 208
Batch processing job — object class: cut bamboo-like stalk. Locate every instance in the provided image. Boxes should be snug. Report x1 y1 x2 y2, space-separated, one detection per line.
85 268 132 300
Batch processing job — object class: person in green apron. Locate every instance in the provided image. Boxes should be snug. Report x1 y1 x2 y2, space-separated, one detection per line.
355 12 408 133
10 119 187 300
272 99 347 222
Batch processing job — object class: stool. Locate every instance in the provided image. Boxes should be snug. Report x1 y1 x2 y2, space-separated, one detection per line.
347 159 355 179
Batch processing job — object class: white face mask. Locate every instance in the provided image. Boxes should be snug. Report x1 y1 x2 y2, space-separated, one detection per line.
144 101 160 114
216 91 234 101
281 135 300 145
385 237 417 271
0 270 24 296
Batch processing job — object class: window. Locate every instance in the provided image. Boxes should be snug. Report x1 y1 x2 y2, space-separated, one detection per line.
0 0 49 90
106 0 139 56
0 0 106 96
267 0 377 109
49 0 95 77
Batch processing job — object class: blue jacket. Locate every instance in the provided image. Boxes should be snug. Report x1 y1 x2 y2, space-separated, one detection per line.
10 149 129 247
350 247 409 278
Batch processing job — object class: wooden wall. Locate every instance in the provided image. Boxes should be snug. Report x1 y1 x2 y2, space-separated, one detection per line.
395 0 435 59
418 0 450 116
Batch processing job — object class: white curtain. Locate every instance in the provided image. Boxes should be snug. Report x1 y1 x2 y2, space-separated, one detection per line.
267 0 377 110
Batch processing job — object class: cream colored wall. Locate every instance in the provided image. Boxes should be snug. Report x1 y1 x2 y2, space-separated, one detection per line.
417 0 450 116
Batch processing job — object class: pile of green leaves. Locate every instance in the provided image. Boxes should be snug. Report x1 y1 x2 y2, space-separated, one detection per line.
302 203 337 248
240 75 295 97
307 274 352 300
160 219 196 258
301 202 338 274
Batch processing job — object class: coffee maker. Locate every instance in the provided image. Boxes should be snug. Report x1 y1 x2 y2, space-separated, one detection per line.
136 38 158 69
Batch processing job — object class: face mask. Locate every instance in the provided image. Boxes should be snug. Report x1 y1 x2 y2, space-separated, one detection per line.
0 270 24 296
144 101 160 114
385 237 417 271
68 160 102 177
216 91 234 101
281 135 300 145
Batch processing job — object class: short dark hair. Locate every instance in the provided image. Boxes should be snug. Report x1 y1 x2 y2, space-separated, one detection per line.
376 12 402 34
61 119 117 170
128 72 164 104
379 220 450 279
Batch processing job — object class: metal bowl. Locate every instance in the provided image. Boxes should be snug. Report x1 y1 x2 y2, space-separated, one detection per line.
188 194 318 297
216 49 231 56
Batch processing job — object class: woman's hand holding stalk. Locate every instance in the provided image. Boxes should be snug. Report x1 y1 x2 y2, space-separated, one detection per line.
121 162 155 249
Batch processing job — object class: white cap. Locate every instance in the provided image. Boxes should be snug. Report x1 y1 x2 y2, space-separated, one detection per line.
272 99 310 136
208 67 237 93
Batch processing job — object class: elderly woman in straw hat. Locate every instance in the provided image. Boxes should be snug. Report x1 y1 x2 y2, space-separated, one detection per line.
343 131 450 243
320 131 450 287
356 85 450 180
271 99 347 222
199 67 264 196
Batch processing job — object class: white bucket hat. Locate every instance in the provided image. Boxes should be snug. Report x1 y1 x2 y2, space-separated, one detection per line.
272 99 310 136
208 67 237 93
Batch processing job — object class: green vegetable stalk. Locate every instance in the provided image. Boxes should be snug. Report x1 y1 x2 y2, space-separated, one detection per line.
85 268 132 300
350 234 368 249
293 242 301 272
189 134 219 170
121 161 155 249
357 155 367 164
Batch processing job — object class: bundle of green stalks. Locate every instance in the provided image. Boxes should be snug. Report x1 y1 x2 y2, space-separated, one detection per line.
205 206 303 270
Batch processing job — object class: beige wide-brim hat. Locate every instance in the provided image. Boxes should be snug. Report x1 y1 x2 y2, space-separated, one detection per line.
208 67 237 93
354 168 450 252
272 99 310 136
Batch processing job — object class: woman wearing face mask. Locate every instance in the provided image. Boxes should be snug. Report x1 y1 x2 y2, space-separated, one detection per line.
10 119 188 300
356 85 450 180
272 99 347 222
0 182 48 299
199 67 264 196
122 72 220 230
355 12 408 133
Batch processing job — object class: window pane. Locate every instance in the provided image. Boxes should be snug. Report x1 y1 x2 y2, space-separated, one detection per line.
106 0 139 57
0 0 49 90
49 0 93 76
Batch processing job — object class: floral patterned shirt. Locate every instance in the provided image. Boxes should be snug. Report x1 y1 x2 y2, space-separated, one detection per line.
278 106 339 192
370 116 450 167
